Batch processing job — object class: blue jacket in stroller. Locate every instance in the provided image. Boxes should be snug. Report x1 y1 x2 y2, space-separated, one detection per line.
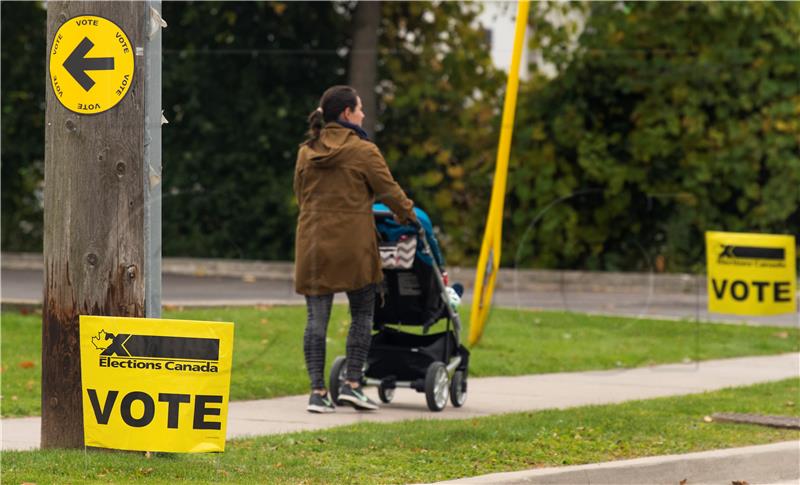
372 203 445 268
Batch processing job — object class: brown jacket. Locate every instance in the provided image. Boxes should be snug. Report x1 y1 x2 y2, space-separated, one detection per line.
293 123 415 295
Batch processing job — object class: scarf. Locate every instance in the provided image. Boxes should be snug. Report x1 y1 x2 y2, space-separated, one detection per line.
335 119 370 141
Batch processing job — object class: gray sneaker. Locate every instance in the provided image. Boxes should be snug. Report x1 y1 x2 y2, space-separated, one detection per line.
337 384 379 411
307 392 335 413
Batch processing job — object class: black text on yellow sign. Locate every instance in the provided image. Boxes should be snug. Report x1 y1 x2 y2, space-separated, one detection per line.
80 316 234 453
706 231 796 316
49 16 134 115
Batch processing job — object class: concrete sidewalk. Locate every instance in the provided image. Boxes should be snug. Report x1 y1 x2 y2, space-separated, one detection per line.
2 353 798 451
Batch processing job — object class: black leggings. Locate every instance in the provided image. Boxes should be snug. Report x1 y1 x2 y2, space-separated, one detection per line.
303 284 375 390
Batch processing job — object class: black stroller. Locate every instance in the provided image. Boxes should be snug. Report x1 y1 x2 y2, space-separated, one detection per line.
329 208 469 411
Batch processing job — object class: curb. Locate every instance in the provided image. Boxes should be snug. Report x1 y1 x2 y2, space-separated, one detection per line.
429 440 800 485
2 252 709 293
0 299 304 311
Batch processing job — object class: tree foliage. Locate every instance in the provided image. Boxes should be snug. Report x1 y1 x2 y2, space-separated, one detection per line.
2 2 796 273
510 1 800 271
160 2 350 259
376 1 503 264
1 1 46 252
158 1 500 262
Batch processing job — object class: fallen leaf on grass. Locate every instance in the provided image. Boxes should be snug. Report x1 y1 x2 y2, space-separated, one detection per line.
260 318 269 324
25 380 35 391
255 304 273 311
703 416 713 423
785 401 795 407
138 467 153 476
11 395 18 401
19 361 35 369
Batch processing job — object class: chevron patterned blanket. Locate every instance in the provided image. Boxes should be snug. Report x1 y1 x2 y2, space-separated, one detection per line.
379 235 417 269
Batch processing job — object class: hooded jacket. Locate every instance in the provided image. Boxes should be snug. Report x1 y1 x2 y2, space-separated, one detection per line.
293 122 415 295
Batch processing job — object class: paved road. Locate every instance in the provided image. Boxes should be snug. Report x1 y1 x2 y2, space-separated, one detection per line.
2 268 797 327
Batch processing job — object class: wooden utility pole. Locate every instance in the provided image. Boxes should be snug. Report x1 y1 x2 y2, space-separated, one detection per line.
43 1 162 448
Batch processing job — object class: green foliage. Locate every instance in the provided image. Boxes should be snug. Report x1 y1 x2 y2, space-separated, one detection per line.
512 1 800 271
2 2 796 271
1 2 46 252
160 1 350 259
376 2 504 264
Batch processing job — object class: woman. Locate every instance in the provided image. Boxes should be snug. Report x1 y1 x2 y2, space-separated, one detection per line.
294 85 416 413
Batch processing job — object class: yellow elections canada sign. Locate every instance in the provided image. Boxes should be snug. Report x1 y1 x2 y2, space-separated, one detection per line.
80 316 234 453
49 16 134 114
706 231 796 316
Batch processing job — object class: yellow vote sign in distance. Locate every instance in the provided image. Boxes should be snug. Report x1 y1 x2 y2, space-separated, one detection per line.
49 15 135 115
80 316 234 453
706 231 796 316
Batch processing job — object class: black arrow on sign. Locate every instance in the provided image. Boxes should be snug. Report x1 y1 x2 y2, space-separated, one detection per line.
63 37 115 91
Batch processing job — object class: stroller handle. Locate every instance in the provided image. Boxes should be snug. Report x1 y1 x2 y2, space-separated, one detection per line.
374 209 426 237
409 218 425 236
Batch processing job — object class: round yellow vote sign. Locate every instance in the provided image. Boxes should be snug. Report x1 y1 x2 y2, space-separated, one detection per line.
49 15 134 115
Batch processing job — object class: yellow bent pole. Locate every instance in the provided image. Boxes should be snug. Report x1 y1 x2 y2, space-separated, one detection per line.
469 0 529 346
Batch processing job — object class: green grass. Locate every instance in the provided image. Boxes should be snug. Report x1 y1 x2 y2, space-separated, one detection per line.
3 378 799 484
2 306 798 417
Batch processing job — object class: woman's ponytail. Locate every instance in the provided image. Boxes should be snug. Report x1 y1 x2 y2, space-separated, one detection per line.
306 107 324 142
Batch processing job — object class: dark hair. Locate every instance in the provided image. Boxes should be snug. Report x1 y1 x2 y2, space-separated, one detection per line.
306 85 358 142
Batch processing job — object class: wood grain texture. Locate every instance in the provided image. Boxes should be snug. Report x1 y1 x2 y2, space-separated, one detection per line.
43 1 146 448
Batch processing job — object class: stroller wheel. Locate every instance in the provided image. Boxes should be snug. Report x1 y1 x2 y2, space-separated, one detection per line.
449 370 467 407
329 356 347 404
424 362 449 412
377 386 394 404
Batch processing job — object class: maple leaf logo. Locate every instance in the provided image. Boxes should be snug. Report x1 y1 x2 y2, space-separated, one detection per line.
91 329 112 351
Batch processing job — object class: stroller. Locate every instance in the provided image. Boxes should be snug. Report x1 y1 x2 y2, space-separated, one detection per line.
329 207 469 412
